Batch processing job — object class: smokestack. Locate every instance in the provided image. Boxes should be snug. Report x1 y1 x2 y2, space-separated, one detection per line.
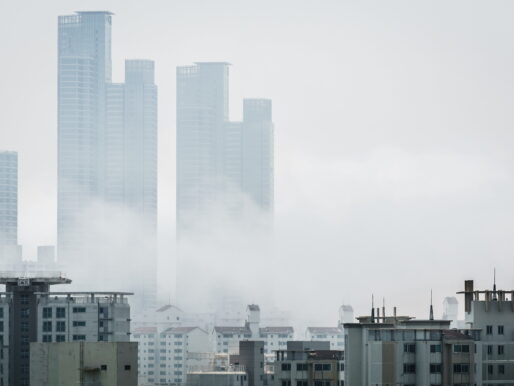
464 280 474 314
382 298 386 321
377 308 380 323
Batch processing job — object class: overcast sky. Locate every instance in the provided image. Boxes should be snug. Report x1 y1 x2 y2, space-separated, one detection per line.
2 0 514 323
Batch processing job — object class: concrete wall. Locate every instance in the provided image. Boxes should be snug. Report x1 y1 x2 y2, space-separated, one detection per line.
30 341 137 386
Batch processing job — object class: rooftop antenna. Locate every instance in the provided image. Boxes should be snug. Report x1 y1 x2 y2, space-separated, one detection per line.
371 294 375 323
382 297 386 321
429 289 434 321
493 268 498 301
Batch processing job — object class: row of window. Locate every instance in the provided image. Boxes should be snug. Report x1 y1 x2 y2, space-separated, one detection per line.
403 363 470 374
42 335 85 342
281 363 336 372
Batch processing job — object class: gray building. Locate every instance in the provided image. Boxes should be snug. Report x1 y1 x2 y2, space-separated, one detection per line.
274 341 344 386
459 279 514 384
344 312 478 385
234 341 265 386
176 63 274 234
0 151 18 263
30 341 137 386
58 12 157 307
0 273 132 386
187 369 248 386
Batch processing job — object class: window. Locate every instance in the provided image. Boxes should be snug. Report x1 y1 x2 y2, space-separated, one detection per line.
403 364 416 373
454 344 469 353
314 364 323 371
498 345 504 355
56 308 65 318
430 344 441 353
404 343 416 353
453 364 469 373
42 335 52 342
282 381 291 386
322 364 331 371
430 364 442 373
73 321 86 327
499 364 505 374
281 363 291 371
73 335 86 341
498 325 504 335
297 381 308 386
101 365 107 370
486 325 493 335
296 363 308 371
43 321 52 332
0 308 3 318
488 365 493 375
56 335 65 342
43 308 52 319
73 307 86 313
487 345 493 355
56 321 65 332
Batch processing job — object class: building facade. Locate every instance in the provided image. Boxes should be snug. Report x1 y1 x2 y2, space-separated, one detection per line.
133 326 211 385
460 279 514 384
304 328 344 352
274 341 344 386
30 341 137 386
0 151 18 264
0 274 131 386
176 63 274 234
57 11 158 308
344 315 478 385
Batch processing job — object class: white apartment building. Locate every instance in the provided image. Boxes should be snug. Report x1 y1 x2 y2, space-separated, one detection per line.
134 326 211 386
304 327 344 351
212 305 294 359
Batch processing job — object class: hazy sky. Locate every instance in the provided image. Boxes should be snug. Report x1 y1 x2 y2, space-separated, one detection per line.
2 0 514 323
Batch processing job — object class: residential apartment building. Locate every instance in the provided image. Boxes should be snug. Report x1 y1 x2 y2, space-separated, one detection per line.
30 341 137 385
212 305 294 357
459 279 514 384
133 326 210 385
344 313 478 385
304 328 344 351
0 273 131 386
274 341 344 386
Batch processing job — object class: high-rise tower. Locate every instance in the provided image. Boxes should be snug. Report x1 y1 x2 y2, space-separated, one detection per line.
0 151 18 262
57 11 113 264
176 63 274 234
58 12 157 308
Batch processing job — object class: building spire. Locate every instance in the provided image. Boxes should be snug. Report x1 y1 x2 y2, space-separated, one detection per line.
371 294 375 323
429 289 434 321
493 268 498 301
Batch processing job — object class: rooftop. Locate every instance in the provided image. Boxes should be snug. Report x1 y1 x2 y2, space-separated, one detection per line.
260 327 294 334
306 327 342 334
0 272 70 285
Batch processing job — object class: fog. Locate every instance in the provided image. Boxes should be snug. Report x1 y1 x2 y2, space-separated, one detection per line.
2 0 514 325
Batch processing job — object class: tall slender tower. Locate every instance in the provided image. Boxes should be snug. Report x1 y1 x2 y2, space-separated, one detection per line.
176 62 230 233
57 11 113 264
58 12 158 308
0 151 18 263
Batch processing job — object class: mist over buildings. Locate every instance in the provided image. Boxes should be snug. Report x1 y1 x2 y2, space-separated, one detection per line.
2 0 514 327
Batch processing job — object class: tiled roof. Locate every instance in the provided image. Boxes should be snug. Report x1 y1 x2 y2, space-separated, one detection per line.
259 327 294 334
306 327 342 334
214 326 251 334
133 327 157 334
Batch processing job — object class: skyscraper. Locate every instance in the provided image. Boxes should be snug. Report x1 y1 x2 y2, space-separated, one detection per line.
57 11 113 263
0 151 18 260
58 12 157 307
176 63 273 234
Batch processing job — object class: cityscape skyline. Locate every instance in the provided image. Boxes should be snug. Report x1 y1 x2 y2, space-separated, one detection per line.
2 0 514 323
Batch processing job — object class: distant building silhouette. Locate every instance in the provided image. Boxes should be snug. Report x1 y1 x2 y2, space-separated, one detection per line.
57 12 157 307
0 151 20 263
176 63 274 234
